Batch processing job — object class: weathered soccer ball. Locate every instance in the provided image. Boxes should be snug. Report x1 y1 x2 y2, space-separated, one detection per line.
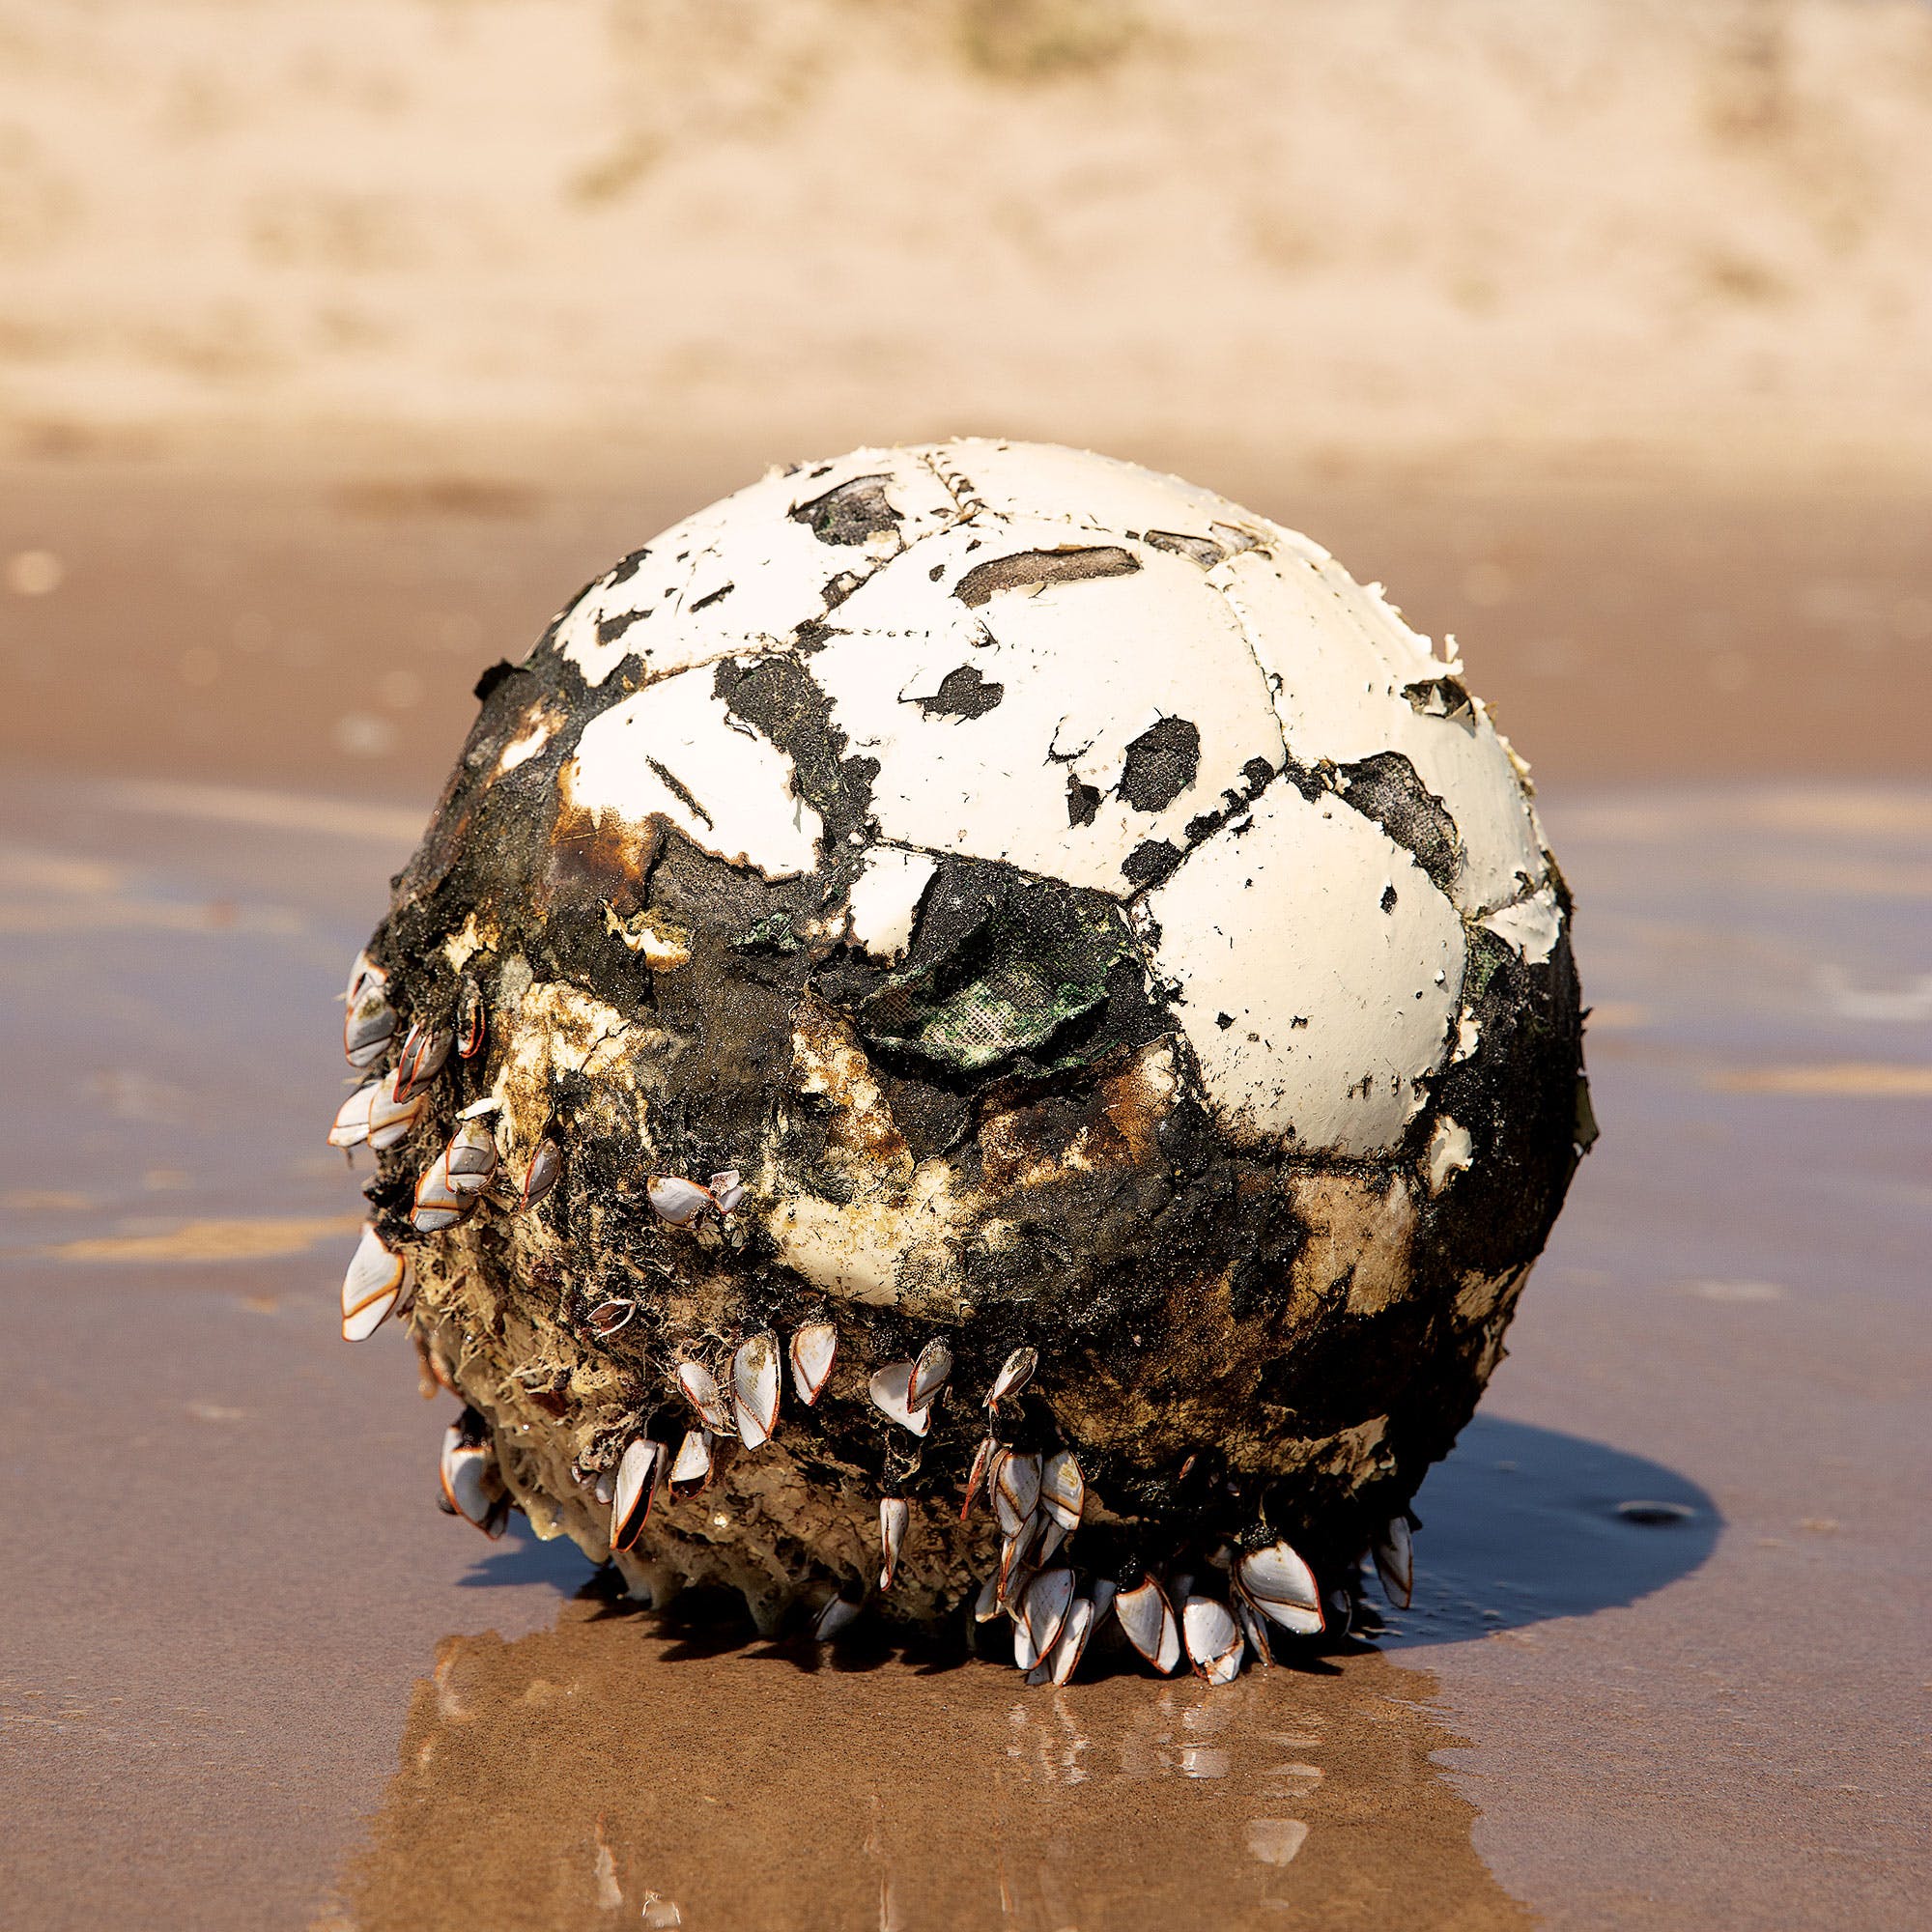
331 440 1590 1682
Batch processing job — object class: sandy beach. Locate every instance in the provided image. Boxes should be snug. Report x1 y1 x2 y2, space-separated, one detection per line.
3 752 1926 1929
3 4 1929 1926
3 1 1931 479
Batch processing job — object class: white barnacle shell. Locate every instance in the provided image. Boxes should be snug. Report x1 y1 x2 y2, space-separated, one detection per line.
328 1083 377 1150
731 1331 781 1449
443 1120 498 1195
878 1495 909 1590
392 1020 454 1101
518 1136 563 1210
343 950 383 1009
587 1298 637 1339
992 1450 1041 1539
1235 1540 1325 1637
340 1224 411 1342
985 1347 1037 1409
1115 1577 1183 1676
788 1321 837 1406
1181 1597 1245 1685
1325 1583 1354 1636
439 1413 506 1536
456 977 486 1058
365 1070 426 1152
960 1435 995 1520
411 1148 467 1234
1039 1450 1085 1534
1233 1591 1274 1669
1040 1593 1096 1688
1015 1566 1075 1672
997 1526 1035 1613
906 1337 952 1412
610 1436 665 1552
648 1176 715 1227
867 1362 930 1436
813 1591 863 1641
673 1361 732 1435
343 977 396 1068
1374 1516 1415 1609
668 1429 714 1499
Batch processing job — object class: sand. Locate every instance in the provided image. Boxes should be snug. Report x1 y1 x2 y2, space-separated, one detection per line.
2 0 1932 480
330 1612 1532 1932
7 453 1932 802
4 533 1929 1927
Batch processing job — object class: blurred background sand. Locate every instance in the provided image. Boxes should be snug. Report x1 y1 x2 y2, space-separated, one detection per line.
5 0 1931 801
4 0 1931 473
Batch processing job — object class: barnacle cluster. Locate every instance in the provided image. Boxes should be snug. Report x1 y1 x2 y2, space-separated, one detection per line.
330 441 1591 1682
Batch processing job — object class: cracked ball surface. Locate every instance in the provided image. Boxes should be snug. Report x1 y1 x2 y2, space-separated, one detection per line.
335 440 1592 1642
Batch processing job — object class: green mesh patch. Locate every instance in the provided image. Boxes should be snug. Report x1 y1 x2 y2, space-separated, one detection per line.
858 899 1132 1075
734 911 805 955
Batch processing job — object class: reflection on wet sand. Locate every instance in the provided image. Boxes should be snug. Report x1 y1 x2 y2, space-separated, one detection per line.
329 1602 1529 1932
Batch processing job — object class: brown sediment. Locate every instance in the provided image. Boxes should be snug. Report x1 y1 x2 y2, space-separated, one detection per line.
330 1602 1532 1932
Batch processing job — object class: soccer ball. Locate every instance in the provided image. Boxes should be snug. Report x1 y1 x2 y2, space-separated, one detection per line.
332 441 1590 1680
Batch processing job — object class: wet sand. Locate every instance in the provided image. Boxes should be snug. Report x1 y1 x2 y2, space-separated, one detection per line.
8 452 1932 796
3 473 1929 1929
331 1611 1531 1932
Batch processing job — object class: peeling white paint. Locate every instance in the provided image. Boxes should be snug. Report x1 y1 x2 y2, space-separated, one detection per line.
1450 1005 1482 1064
486 976 660 1167
496 714 555 776
560 664 824 879
537 442 1559 1168
810 522 1285 895
1426 1115 1474 1193
505 980 646 1084
767 1168 966 1311
844 845 938 962
769 1198 904 1306
1482 885 1564 964
929 439 1263 548
1211 548 1546 916
440 911 492 975
554 449 957 689
1145 786 1463 1153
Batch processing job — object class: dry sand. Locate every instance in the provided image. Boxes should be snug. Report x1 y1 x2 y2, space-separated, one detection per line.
2 0 1931 479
